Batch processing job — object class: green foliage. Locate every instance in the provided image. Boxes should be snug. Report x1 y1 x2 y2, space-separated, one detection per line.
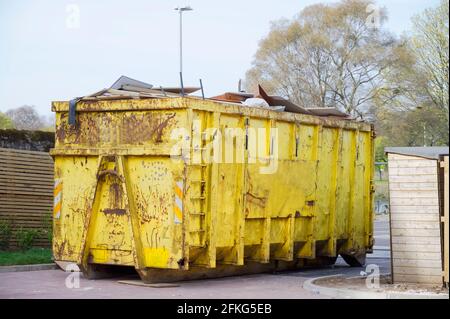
0 112 14 129
0 220 13 250
0 248 52 266
245 0 400 118
16 228 40 251
374 136 388 162
375 104 449 147
0 214 52 252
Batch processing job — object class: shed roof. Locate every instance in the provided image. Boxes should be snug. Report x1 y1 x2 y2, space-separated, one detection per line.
385 146 449 160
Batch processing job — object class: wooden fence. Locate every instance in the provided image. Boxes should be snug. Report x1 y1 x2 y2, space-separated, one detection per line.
0 147 53 248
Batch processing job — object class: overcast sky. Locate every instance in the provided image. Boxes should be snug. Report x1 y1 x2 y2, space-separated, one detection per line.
0 0 440 117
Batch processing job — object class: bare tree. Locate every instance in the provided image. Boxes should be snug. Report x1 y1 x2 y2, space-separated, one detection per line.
245 0 404 119
6 105 45 130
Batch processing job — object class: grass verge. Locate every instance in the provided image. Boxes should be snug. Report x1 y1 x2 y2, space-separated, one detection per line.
0 248 53 266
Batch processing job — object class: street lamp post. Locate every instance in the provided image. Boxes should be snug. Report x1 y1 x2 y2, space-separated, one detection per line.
175 6 193 96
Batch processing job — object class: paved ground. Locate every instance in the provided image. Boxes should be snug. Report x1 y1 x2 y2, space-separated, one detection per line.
0 215 390 299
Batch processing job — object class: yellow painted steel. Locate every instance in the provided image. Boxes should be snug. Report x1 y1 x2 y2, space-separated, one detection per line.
51 97 374 281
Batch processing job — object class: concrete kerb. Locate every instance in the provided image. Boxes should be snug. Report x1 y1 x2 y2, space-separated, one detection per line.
0 263 57 273
303 274 449 299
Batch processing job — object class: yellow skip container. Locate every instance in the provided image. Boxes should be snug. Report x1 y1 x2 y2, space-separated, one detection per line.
51 96 374 282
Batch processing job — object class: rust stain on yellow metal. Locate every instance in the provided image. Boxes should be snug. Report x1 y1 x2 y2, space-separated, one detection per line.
51 97 374 281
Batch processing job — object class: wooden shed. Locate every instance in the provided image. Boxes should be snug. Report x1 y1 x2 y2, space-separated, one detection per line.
385 147 449 286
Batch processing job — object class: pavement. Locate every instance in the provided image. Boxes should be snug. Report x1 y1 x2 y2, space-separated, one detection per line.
0 215 391 299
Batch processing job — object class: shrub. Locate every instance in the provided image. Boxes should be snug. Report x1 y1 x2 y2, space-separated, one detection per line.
16 228 40 251
0 220 12 250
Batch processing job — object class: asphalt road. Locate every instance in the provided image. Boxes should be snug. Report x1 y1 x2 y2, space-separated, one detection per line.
0 215 391 299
